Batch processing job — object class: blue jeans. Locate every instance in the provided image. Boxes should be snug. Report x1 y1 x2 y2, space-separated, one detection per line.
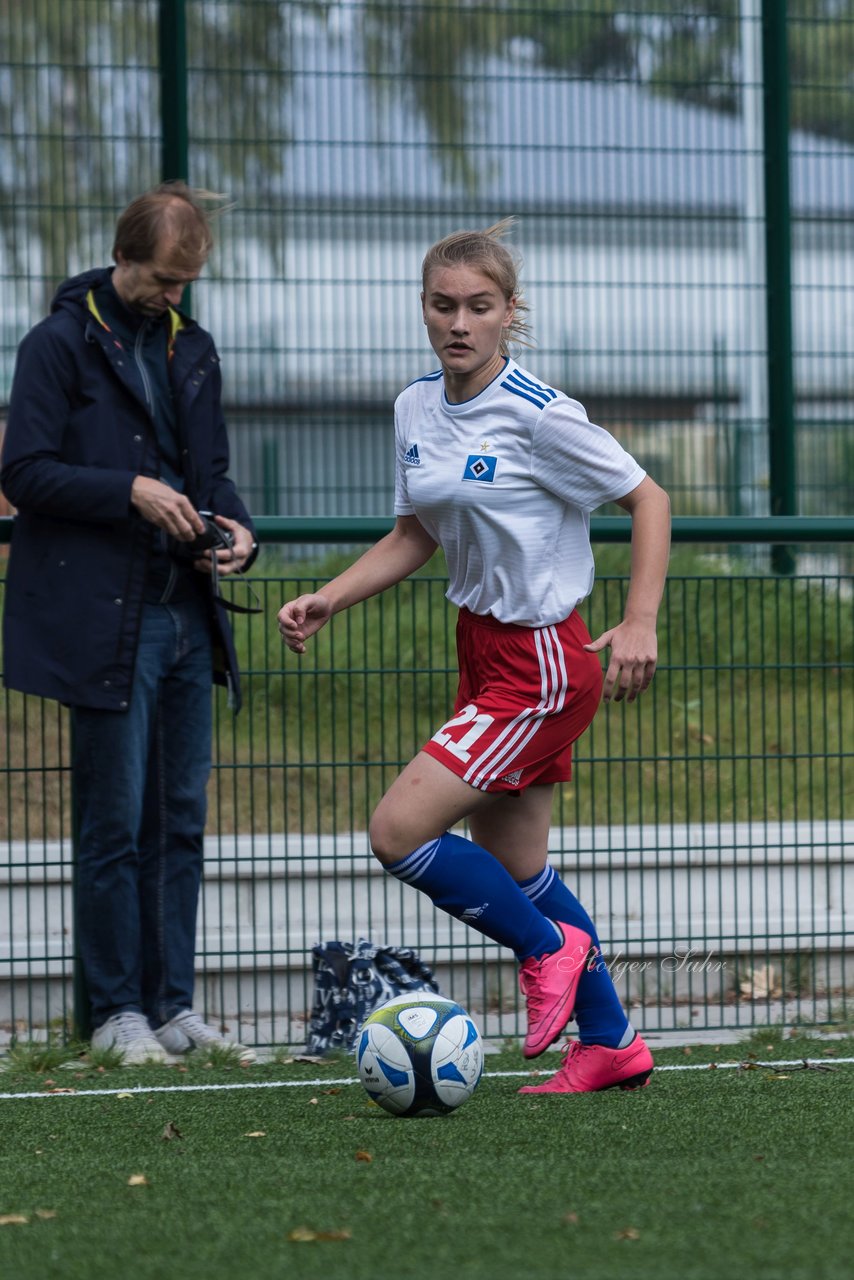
72 599 213 1029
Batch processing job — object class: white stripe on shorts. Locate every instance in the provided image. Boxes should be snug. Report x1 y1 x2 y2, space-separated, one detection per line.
462 624 569 790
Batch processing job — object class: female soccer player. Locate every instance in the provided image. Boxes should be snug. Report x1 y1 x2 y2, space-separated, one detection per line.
278 221 670 1093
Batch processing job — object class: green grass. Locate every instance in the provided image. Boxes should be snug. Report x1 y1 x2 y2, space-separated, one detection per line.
3 545 852 839
214 544 854 833
1 1035 851 1280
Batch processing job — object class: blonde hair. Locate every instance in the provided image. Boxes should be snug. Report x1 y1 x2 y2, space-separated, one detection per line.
421 217 532 354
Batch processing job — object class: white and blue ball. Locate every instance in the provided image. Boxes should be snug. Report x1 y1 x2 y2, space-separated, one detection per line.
355 994 484 1117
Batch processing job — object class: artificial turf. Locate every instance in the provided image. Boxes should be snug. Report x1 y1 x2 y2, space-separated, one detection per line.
1 1034 851 1280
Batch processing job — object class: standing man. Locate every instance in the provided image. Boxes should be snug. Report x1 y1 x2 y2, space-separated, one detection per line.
1 183 257 1063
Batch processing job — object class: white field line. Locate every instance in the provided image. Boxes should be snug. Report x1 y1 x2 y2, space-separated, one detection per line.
0 1057 852 1102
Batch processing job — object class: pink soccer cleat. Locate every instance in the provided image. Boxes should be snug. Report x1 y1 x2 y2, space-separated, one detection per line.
518 922 593 1059
518 1033 654 1094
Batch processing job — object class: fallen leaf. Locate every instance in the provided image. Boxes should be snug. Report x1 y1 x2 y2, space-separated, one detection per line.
0 1215 29 1226
321 1088 341 1096
615 1227 641 1241
33 1210 57 1221
307 1097 319 1105
355 1150 373 1163
562 1212 580 1226
244 1131 266 1138
287 1226 352 1243
161 1122 183 1142
116 1092 134 1101
682 1047 692 1056
127 1174 149 1187
45 1088 76 1095
688 726 716 745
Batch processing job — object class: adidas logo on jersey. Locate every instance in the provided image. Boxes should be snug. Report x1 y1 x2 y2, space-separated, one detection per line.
403 442 422 466
500 769 523 787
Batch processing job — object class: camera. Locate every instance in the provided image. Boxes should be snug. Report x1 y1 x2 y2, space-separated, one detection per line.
171 511 234 560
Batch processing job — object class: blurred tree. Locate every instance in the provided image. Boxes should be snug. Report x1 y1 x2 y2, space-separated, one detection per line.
0 0 308 302
520 1 854 142
360 0 854 199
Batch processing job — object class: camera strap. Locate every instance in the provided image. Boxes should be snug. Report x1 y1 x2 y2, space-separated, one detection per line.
209 557 263 615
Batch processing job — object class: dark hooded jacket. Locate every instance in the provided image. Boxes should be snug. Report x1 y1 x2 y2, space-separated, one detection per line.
1 267 256 711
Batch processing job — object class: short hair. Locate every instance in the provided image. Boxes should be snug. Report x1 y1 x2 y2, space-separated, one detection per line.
112 181 223 271
421 217 532 353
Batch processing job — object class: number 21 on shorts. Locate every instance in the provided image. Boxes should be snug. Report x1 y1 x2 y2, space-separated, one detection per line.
431 704 495 763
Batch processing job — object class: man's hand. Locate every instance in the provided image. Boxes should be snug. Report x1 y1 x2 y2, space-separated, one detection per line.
130 476 206 541
193 515 256 576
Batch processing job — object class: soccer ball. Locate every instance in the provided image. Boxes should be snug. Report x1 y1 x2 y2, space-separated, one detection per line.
355 993 484 1117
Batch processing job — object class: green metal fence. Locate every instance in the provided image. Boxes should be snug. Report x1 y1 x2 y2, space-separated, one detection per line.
2 521 852 1047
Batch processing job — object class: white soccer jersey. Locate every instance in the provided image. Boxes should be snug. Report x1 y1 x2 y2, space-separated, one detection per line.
393 357 645 627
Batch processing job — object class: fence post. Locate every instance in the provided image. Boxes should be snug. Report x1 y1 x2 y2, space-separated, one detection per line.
159 0 189 183
762 0 796 574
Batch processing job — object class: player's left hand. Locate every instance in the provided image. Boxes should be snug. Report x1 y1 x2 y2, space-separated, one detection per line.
584 618 658 703
193 516 256 576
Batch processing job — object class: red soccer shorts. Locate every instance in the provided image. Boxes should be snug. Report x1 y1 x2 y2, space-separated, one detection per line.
421 607 603 793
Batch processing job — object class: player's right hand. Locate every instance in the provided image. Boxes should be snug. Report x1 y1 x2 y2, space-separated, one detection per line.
277 594 333 653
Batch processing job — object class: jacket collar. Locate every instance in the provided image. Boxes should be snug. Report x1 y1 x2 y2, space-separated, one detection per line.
86 287 186 339
86 285 187 360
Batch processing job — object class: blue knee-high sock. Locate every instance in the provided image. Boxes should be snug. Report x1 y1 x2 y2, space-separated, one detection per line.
386 832 561 962
517 864 631 1048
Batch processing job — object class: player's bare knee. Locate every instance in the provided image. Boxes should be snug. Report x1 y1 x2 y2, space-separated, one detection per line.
369 808 415 865
368 803 435 865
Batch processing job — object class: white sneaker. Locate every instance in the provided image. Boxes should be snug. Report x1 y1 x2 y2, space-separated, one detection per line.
91 1012 169 1065
153 1010 256 1063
